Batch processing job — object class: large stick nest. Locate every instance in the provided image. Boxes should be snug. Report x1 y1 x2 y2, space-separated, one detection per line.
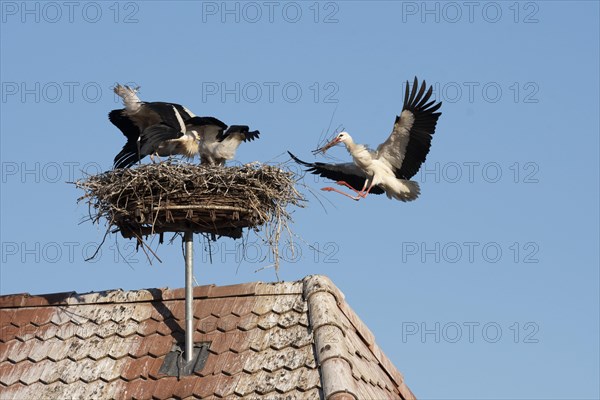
74 161 304 246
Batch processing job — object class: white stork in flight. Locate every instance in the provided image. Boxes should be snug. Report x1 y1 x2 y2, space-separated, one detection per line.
109 84 259 168
289 77 442 201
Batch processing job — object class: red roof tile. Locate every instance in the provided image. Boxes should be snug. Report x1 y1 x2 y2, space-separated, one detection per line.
0 275 415 399
151 376 180 399
124 378 156 400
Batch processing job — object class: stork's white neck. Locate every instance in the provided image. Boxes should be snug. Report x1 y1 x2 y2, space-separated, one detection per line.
343 138 360 156
342 137 373 171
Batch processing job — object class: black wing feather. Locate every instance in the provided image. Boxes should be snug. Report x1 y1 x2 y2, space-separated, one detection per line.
288 152 385 195
109 109 142 169
220 125 260 142
114 149 144 169
140 123 184 151
143 102 186 130
109 109 139 140
396 77 443 180
187 116 228 129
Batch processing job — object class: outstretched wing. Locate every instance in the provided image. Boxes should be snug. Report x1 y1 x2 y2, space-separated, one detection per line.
376 77 442 179
218 125 260 142
288 151 385 195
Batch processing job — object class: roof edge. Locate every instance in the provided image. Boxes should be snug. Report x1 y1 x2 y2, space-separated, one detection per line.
0 280 305 309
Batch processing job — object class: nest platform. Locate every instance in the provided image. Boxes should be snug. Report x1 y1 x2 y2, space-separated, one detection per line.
75 161 303 240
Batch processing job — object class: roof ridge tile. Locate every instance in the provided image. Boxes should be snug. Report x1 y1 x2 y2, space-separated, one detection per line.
303 275 359 400
303 275 415 400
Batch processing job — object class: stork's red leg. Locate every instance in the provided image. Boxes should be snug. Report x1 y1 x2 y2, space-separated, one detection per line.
336 180 372 196
335 181 361 193
321 187 361 201
358 182 376 198
325 180 374 201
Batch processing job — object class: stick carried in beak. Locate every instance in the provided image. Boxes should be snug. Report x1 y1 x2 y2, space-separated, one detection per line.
311 136 341 155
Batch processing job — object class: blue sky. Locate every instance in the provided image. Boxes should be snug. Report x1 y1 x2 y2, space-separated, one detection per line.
1 1 599 398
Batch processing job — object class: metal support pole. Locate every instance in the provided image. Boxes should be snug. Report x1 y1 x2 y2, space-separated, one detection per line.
184 231 194 363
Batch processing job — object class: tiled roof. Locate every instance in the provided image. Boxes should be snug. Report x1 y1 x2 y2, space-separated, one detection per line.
0 275 415 400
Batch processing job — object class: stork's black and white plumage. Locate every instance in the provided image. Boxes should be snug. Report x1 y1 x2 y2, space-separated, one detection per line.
289 77 442 201
109 84 260 168
110 84 210 169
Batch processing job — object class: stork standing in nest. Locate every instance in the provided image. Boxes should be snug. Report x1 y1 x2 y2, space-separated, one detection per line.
186 117 260 165
289 77 442 201
110 84 260 168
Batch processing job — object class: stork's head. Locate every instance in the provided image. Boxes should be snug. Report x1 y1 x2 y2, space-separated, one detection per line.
314 131 352 154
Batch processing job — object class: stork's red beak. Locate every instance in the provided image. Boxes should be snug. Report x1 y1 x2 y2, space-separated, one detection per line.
312 137 341 154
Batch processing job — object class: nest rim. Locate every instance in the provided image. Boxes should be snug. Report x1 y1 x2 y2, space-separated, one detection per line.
75 161 304 242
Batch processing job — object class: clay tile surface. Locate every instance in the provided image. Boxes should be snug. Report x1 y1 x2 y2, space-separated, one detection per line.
0 275 415 400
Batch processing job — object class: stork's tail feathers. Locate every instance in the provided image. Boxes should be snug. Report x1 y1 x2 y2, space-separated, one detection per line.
114 84 142 112
388 179 420 202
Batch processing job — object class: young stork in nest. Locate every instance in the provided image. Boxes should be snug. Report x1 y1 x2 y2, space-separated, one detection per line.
109 84 260 168
289 77 442 201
